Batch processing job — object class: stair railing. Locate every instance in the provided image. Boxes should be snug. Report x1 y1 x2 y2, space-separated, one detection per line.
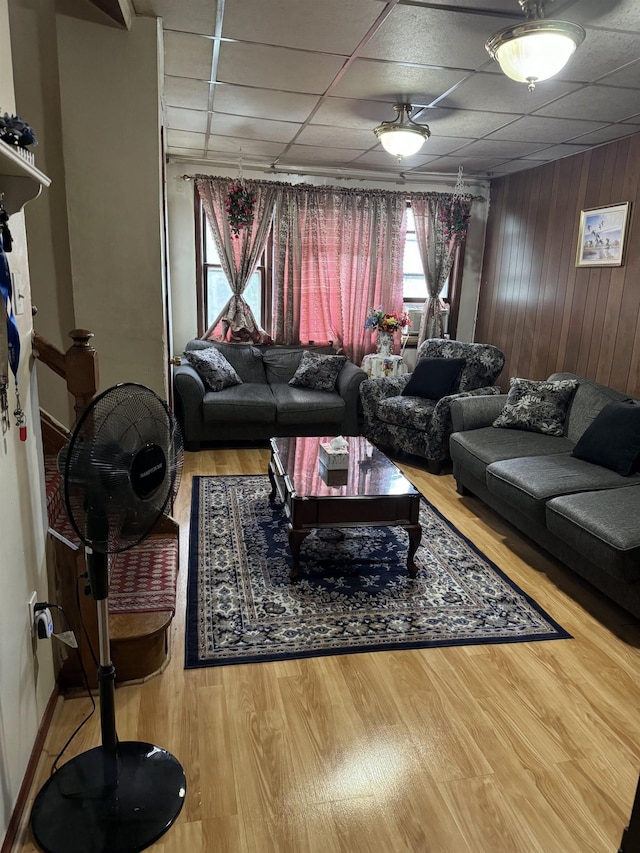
32 328 99 420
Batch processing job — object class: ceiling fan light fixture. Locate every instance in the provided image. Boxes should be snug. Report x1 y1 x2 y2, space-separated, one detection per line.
486 3 585 92
374 103 431 159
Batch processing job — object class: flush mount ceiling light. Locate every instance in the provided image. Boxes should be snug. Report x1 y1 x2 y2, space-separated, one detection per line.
373 103 431 160
485 0 585 92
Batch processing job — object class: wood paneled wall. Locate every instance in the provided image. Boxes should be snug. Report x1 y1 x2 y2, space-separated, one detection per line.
475 132 640 397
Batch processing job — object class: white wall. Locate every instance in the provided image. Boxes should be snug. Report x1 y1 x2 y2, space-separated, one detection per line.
166 161 490 356
0 0 55 843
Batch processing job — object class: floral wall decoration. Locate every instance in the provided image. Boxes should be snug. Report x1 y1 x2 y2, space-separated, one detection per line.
225 181 256 237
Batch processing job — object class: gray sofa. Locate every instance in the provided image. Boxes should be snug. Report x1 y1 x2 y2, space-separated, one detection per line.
449 372 640 618
173 340 367 450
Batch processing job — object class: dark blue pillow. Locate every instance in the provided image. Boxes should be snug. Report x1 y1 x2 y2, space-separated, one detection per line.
571 400 640 475
402 357 466 400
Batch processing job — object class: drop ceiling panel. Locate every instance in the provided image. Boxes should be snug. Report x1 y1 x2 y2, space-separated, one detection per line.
419 106 516 138
485 115 607 143
598 60 640 89
556 30 640 83
526 143 591 161
208 113 301 143
567 0 640 32
167 129 207 149
217 42 346 95
414 155 509 173
452 138 547 159
361 6 507 70
165 76 211 111
221 0 386 55
438 72 581 113
570 124 639 147
352 150 439 170
213 84 321 122
330 58 472 103
164 31 213 80
205 136 287 158
295 124 379 149
278 145 359 166
312 97 400 130
166 107 208 134
534 85 640 123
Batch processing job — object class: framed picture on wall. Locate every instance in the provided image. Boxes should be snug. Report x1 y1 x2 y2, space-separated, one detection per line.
576 202 631 267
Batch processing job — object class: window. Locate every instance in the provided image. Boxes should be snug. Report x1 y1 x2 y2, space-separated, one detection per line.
195 200 270 337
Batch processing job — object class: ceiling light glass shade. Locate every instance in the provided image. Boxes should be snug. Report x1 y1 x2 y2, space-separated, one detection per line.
374 104 431 158
486 19 585 91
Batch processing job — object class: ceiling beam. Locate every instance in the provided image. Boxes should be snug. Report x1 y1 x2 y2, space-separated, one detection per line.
86 0 134 30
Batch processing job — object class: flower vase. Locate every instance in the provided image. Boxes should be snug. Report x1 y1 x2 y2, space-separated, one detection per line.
376 331 394 356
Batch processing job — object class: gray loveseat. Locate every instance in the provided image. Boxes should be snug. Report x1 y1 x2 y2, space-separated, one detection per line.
449 372 640 618
173 340 367 450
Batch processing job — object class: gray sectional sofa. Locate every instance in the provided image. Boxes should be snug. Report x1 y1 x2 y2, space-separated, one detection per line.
173 340 367 450
449 372 640 619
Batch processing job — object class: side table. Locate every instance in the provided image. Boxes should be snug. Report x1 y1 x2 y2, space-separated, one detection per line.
361 353 408 379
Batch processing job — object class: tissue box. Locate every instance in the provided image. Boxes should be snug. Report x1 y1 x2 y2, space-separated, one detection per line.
319 441 349 469
318 462 349 487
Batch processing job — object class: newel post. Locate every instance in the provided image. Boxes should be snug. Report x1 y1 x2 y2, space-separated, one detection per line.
65 329 99 419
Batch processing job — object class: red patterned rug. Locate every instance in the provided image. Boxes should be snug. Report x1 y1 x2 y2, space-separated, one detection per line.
45 455 178 614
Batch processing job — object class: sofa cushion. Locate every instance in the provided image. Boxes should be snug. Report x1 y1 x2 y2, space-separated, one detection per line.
185 340 266 384
201 384 276 425
571 399 640 475
546 486 640 583
184 347 242 392
486 454 636 526
271 384 344 425
289 350 346 392
450 427 573 484
402 357 466 400
493 377 579 436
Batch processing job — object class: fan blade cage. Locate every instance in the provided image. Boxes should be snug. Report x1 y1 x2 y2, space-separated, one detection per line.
63 383 183 553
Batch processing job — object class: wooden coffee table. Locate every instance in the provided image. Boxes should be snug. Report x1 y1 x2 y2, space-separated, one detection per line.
267 435 422 581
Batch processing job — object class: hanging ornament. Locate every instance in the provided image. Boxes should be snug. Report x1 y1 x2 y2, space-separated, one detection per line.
441 166 471 244
225 150 255 237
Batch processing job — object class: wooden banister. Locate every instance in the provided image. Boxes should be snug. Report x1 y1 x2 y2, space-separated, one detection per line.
33 328 100 418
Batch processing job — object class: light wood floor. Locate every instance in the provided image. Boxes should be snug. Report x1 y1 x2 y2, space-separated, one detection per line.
14 447 640 852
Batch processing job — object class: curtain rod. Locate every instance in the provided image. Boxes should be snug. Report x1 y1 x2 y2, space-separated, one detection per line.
179 173 485 202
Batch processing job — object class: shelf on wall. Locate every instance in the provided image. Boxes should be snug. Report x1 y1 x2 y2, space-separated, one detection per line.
0 139 51 214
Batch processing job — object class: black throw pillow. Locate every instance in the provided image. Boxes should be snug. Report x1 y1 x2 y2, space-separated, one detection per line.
571 399 640 476
402 357 466 400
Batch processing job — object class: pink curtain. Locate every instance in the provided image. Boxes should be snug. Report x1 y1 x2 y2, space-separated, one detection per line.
195 177 277 343
273 186 406 364
412 195 471 345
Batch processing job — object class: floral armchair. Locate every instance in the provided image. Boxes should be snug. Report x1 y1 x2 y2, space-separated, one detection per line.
360 339 505 473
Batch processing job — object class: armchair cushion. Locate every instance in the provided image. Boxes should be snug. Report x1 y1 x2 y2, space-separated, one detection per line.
402 357 466 400
184 347 242 392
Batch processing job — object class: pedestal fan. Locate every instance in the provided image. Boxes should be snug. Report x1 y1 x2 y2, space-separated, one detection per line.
31 383 186 853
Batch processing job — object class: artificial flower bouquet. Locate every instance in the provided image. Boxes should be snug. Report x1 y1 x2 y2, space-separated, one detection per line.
225 180 255 236
364 307 411 334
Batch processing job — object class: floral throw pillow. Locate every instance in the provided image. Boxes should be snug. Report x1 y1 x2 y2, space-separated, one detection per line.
289 350 346 392
493 377 579 436
184 347 242 392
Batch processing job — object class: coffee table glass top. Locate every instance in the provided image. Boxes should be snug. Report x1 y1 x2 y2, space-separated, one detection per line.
271 436 419 499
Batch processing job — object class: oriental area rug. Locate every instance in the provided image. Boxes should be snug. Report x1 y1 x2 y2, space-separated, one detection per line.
185 475 570 669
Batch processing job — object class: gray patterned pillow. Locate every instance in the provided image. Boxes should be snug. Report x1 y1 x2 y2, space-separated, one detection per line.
493 377 579 436
184 347 242 391
288 350 346 392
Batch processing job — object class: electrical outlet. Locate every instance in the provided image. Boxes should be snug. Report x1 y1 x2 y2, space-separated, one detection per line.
28 591 37 630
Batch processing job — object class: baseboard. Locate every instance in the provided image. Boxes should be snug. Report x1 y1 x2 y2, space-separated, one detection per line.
1 686 60 853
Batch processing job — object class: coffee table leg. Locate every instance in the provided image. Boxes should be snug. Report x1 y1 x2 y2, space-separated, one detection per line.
288 528 310 581
405 524 422 578
267 464 276 502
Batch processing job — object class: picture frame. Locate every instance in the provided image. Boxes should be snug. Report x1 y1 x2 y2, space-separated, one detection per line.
576 201 631 268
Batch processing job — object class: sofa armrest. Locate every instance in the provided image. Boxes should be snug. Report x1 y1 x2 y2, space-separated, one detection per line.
335 361 368 435
173 362 206 439
449 392 507 432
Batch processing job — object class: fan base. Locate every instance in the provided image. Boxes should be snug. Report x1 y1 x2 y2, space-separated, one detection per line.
30 741 186 853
